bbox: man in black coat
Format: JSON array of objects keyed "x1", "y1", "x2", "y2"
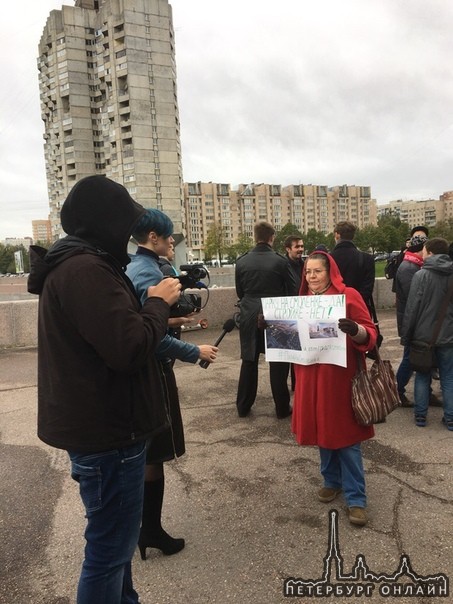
[
  {"x1": 330, "y1": 221, "x2": 375, "y2": 312},
  {"x1": 284, "y1": 234, "x2": 305, "y2": 294},
  {"x1": 235, "y1": 222, "x2": 295, "y2": 418}
]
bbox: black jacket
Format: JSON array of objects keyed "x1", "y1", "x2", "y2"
[
  {"x1": 28, "y1": 176, "x2": 170, "y2": 452},
  {"x1": 286, "y1": 255, "x2": 304, "y2": 295},
  {"x1": 235, "y1": 243, "x2": 295, "y2": 361},
  {"x1": 394, "y1": 257, "x2": 422, "y2": 335},
  {"x1": 330, "y1": 240, "x2": 375, "y2": 306}
]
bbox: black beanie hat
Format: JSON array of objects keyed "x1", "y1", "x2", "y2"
[{"x1": 410, "y1": 225, "x2": 429, "y2": 238}]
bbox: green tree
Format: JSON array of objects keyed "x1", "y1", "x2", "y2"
[
  {"x1": 355, "y1": 225, "x2": 381, "y2": 254},
  {"x1": 0, "y1": 244, "x2": 30, "y2": 274},
  {"x1": 374, "y1": 216, "x2": 409, "y2": 253},
  {"x1": 235, "y1": 232, "x2": 254, "y2": 255},
  {"x1": 273, "y1": 223, "x2": 303, "y2": 254},
  {"x1": 224, "y1": 233, "x2": 253, "y2": 263},
  {"x1": 204, "y1": 222, "x2": 227, "y2": 262},
  {"x1": 303, "y1": 229, "x2": 330, "y2": 254},
  {"x1": 430, "y1": 218, "x2": 453, "y2": 241}
]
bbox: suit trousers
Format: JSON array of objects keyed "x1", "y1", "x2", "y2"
[{"x1": 236, "y1": 349, "x2": 290, "y2": 417}]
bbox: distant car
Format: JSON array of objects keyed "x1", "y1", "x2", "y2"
[{"x1": 374, "y1": 253, "x2": 389, "y2": 262}]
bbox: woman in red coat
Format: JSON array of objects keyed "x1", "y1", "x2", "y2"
[{"x1": 292, "y1": 252, "x2": 377, "y2": 526}]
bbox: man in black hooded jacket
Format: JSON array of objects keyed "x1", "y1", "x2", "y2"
[{"x1": 28, "y1": 175, "x2": 181, "y2": 604}]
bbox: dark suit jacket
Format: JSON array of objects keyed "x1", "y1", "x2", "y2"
[
  {"x1": 286, "y1": 255, "x2": 304, "y2": 295},
  {"x1": 235, "y1": 243, "x2": 295, "y2": 360},
  {"x1": 330, "y1": 240, "x2": 375, "y2": 307}
]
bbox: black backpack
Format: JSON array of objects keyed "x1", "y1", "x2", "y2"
[{"x1": 384, "y1": 251, "x2": 404, "y2": 280}]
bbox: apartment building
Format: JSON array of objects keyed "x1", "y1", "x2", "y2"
[
  {"x1": 377, "y1": 198, "x2": 446, "y2": 228},
  {"x1": 184, "y1": 182, "x2": 377, "y2": 261},
  {"x1": 4, "y1": 238, "x2": 33, "y2": 250},
  {"x1": 32, "y1": 219, "x2": 52, "y2": 243},
  {"x1": 37, "y1": 0, "x2": 184, "y2": 241}
]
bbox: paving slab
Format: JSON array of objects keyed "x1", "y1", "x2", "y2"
[{"x1": 0, "y1": 310, "x2": 452, "y2": 604}]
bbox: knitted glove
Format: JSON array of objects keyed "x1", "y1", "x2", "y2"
[{"x1": 338, "y1": 318, "x2": 359, "y2": 336}]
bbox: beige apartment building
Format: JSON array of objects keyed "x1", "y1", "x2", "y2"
[
  {"x1": 32, "y1": 220, "x2": 52, "y2": 243},
  {"x1": 377, "y1": 197, "x2": 451, "y2": 228},
  {"x1": 184, "y1": 182, "x2": 377, "y2": 261},
  {"x1": 38, "y1": 0, "x2": 184, "y2": 241}
]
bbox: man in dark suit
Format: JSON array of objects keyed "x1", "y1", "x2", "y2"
[
  {"x1": 330, "y1": 221, "x2": 375, "y2": 312},
  {"x1": 235, "y1": 222, "x2": 295, "y2": 418},
  {"x1": 284, "y1": 235, "x2": 305, "y2": 294}
]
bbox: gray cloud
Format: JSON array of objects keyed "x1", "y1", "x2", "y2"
[{"x1": 2, "y1": 0, "x2": 453, "y2": 238}]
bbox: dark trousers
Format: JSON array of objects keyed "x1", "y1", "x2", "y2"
[{"x1": 236, "y1": 350, "x2": 290, "y2": 417}]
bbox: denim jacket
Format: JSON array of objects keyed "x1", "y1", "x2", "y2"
[{"x1": 126, "y1": 247, "x2": 200, "y2": 363}]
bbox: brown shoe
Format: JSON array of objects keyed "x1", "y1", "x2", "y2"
[
  {"x1": 318, "y1": 487, "x2": 342, "y2": 503},
  {"x1": 348, "y1": 507, "x2": 367, "y2": 526}
]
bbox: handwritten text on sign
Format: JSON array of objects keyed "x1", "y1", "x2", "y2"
[{"x1": 262, "y1": 295, "x2": 347, "y2": 367}]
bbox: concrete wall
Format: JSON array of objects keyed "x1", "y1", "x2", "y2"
[{"x1": 0, "y1": 279, "x2": 395, "y2": 349}]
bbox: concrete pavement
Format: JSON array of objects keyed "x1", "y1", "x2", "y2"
[{"x1": 0, "y1": 309, "x2": 452, "y2": 604}]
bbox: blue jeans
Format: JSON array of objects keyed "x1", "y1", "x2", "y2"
[
  {"x1": 396, "y1": 344, "x2": 413, "y2": 394},
  {"x1": 68, "y1": 441, "x2": 146, "y2": 604},
  {"x1": 414, "y1": 347, "x2": 453, "y2": 422},
  {"x1": 319, "y1": 443, "x2": 366, "y2": 507}
]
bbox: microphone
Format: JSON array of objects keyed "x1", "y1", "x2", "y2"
[{"x1": 199, "y1": 318, "x2": 236, "y2": 369}]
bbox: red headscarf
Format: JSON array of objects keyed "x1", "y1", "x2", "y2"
[{"x1": 299, "y1": 251, "x2": 346, "y2": 295}]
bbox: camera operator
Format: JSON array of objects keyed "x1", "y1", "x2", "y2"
[{"x1": 126, "y1": 209, "x2": 218, "y2": 560}]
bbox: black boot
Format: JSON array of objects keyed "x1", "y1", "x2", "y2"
[{"x1": 138, "y1": 477, "x2": 185, "y2": 560}]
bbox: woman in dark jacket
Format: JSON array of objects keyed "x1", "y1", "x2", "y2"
[
  {"x1": 28, "y1": 175, "x2": 181, "y2": 604},
  {"x1": 127, "y1": 209, "x2": 218, "y2": 560}
]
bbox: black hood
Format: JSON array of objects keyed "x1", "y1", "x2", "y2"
[
  {"x1": 27, "y1": 236, "x2": 101, "y2": 295},
  {"x1": 60, "y1": 175, "x2": 145, "y2": 266}
]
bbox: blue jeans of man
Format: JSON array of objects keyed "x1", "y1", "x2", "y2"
[
  {"x1": 414, "y1": 347, "x2": 453, "y2": 421},
  {"x1": 319, "y1": 443, "x2": 366, "y2": 507},
  {"x1": 396, "y1": 344, "x2": 413, "y2": 394},
  {"x1": 68, "y1": 441, "x2": 146, "y2": 604}
]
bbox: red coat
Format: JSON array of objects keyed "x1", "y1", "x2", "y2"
[{"x1": 292, "y1": 253, "x2": 377, "y2": 449}]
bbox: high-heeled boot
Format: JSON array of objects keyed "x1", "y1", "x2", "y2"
[{"x1": 138, "y1": 477, "x2": 185, "y2": 560}]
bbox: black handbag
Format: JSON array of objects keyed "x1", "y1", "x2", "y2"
[
  {"x1": 408, "y1": 341, "x2": 436, "y2": 373},
  {"x1": 408, "y1": 277, "x2": 453, "y2": 373}
]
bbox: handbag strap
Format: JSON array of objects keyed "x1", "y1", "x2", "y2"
[
  {"x1": 355, "y1": 345, "x2": 380, "y2": 372},
  {"x1": 429, "y1": 275, "x2": 453, "y2": 346}
]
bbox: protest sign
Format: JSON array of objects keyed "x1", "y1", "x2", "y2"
[{"x1": 262, "y1": 294, "x2": 347, "y2": 367}]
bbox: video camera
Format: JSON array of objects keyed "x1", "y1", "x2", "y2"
[
  {"x1": 177, "y1": 264, "x2": 209, "y2": 290},
  {"x1": 169, "y1": 263, "x2": 210, "y2": 317}
]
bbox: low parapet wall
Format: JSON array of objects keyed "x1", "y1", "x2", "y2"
[{"x1": 0, "y1": 279, "x2": 395, "y2": 349}]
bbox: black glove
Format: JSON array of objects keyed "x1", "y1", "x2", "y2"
[{"x1": 338, "y1": 318, "x2": 359, "y2": 336}]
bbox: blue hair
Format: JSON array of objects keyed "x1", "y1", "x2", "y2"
[{"x1": 132, "y1": 208, "x2": 173, "y2": 242}]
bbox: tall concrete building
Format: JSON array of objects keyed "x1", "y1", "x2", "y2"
[
  {"x1": 37, "y1": 0, "x2": 184, "y2": 243},
  {"x1": 184, "y1": 182, "x2": 377, "y2": 261},
  {"x1": 32, "y1": 219, "x2": 52, "y2": 243}
]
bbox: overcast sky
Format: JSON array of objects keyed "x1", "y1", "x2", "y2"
[{"x1": 2, "y1": 0, "x2": 453, "y2": 239}]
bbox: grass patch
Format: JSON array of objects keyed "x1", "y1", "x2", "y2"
[{"x1": 375, "y1": 260, "x2": 387, "y2": 278}]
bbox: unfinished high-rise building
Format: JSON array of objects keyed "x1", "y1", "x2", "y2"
[{"x1": 37, "y1": 0, "x2": 184, "y2": 242}]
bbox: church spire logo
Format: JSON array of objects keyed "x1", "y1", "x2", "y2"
[{"x1": 284, "y1": 510, "x2": 449, "y2": 598}]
